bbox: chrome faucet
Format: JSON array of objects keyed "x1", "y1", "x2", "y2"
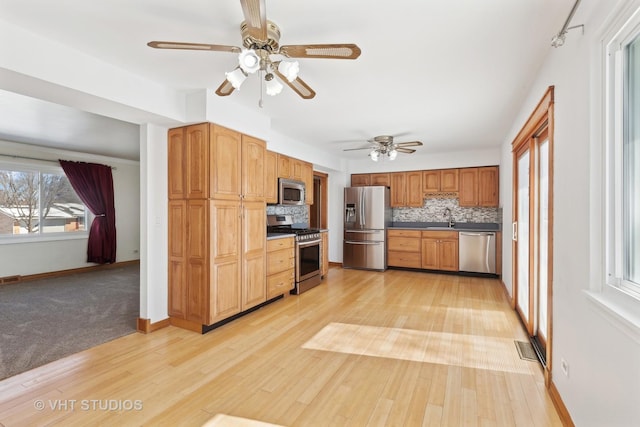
[{"x1": 444, "y1": 207, "x2": 455, "y2": 228}]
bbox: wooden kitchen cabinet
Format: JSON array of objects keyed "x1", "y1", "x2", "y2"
[
  {"x1": 406, "y1": 171, "x2": 423, "y2": 207},
  {"x1": 210, "y1": 125, "x2": 241, "y2": 200},
  {"x1": 478, "y1": 166, "x2": 499, "y2": 206},
  {"x1": 370, "y1": 173, "x2": 390, "y2": 186},
  {"x1": 168, "y1": 122, "x2": 266, "y2": 332},
  {"x1": 387, "y1": 229, "x2": 422, "y2": 268},
  {"x1": 421, "y1": 230, "x2": 459, "y2": 271},
  {"x1": 459, "y1": 166, "x2": 499, "y2": 207},
  {"x1": 458, "y1": 168, "x2": 479, "y2": 207},
  {"x1": 423, "y1": 169, "x2": 459, "y2": 193},
  {"x1": 302, "y1": 161, "x2": 314, "y2": 205},
  {"x1": 351, "y1": 173, "x2": 371, "y2": 186},
  {"x1": 277, "y1": 154, "x2": 304, "y2": 181},
  {"x1": 390, "y1": 172, "x2": 406, "y2": 207},
  {"x1": 266, "y1": 237, "x2": 295, "y2": 299},
  {"x1": 168, "y1": 123, "x2": 210, "y2": 200},
  {"x1": 264, "y1": 150, "x2": 278, "y2": 204},
  {"x1": 390, "y1": 171, "x2": 423, "y2": 207}
]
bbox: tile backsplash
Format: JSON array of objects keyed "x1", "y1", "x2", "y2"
[
  {"x1": 393, "y1": 196, "x2": 500, "y2": 224},
  {"x1": 266, "y1": 204, "x2": 309, "y2": 226}
]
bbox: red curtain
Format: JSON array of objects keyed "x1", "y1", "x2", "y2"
[{"x1": 59, "y1": 160, "x2": 116, "y2": 264}]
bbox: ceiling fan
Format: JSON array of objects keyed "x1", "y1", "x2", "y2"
[
  {"x1": 147, "y1": 0, "x2": 361, "y2": 100},
  {"x1": 344, "y1": 135, "x2": 423, "y2": 161}
]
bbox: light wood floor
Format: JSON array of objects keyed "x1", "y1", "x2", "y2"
[{"x1": 0, "y1": 267, "x2": 562, "y2": 426}]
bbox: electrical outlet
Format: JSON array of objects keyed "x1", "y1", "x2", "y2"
[{"x1": 561, "y1": 358, "x2": 569, "y2": 377}]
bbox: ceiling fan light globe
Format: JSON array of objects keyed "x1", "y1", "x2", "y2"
[
  {"x1": 278, "y1": 60, "x2": 300, "y2": 82},
  {"x1": 370, "y1": 149, "x2": 380, "y2": 162},
  {"x1": 225, "y1": 68, "x2": 247, "y2": 89},
  {"x1": 265, "y1": 75, "x2": 284, "y2": 96},
  {"x1": 388, "y1": 149, "x2": 398, "y2": 160},
  {"x1": 238, "y1": 49, "x2": 261, "y2": 73}
]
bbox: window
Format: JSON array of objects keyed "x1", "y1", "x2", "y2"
[
  {"x1": 0, "y1": 163, "x2": 89, "y2": 239},
  {"x1": 605, "y1": 5, "x2": 640, "y2": 299}
]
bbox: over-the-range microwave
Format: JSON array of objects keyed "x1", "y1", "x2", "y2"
[{"x1": 278, "y1": 178, "x2": 305, "y2": 205}]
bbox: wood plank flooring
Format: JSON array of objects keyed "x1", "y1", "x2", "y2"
[{"x1": 0, "y1": 267, "x2": 562, "y2": 426}]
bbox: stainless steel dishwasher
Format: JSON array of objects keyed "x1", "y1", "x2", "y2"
[{"x1": 459, "y1": 232, "x2": 496, "y2": 274}]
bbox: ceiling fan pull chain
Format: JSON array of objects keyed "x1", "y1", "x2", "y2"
[{"x1": 259, "y1": 70, "x2": 264, "y2": 108}]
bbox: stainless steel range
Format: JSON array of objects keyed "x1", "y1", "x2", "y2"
[{"x1": 267, "y1": 215, "x2": 322, "y2": 294}]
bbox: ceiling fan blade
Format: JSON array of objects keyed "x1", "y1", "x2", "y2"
[
  {"x1": 147, "y1": 41, "x2": 240, "y2": 53},
  {"x1": 343, "y1": 146, "x2": 373, "y2": 151},
  {"x1": 396, "y1": 141, "x2": 423, "y2": 147},
  {"x1": 273, "y1": 69, "x2": 316, "y2": 99},
  {"x1": 215, "y1": 79, "x2": 235, "y2": 97},
  {"x1": 280, "y1": 44, "x2": 362, "y2": 60},
  {"x1": 240, "y1": 0, "x2": 267, "y2": 40},
  {"x1": 396, "y1": 147, "x2": 416, "y2": 154}
]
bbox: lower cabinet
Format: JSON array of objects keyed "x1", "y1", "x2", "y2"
[
  {"x1": 387, "y1": 229, "x2": 459, "y2": 272},
  {"x1": 421, "y1": 231, "x2": 459, "y2": 271},
  {"x1": 168, "y1": 198, "x2": 267, "y2": 331},
  {"x1": 266, "y1": 237, "x2": 295, "y2": 299},
  {"x1": 388, "y1": 229, "x2": 422, "y2": 268}
]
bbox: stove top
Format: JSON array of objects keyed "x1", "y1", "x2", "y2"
[{"x1": 267, "y1": 214, "x2": 320, "y2": 241}]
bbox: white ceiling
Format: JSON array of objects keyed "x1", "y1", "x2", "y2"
[{"x1": 0, "y1": 0, "x2": 575, "y2": 162}]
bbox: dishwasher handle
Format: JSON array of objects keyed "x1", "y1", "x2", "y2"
[{"x1": 459, "y1": 232, "x2": 496, "y2": 237}]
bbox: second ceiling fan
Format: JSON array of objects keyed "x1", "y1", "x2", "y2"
[
  {"x1": 344, "y1": 135, "x2": 423, "y2": 161},
  {"x1": 147, "y1": 0, "x2": 361, "y2": 100}
]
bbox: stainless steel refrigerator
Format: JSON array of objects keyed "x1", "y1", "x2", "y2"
[{"x1": 343, "y1": 186, "x2": 390, "y2": 271}]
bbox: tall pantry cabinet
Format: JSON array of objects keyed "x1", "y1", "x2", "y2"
[{"x1": 168, "y1": 123, "x2": 266, "y2": 332}]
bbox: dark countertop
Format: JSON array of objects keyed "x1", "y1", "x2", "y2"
[{"x1": 389, "y1": 222, "x2": 501, "y2": 232}]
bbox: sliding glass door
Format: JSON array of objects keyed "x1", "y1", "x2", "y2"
[{"x1": 512, "y1": 87, "x2": 554, "y2": 375}]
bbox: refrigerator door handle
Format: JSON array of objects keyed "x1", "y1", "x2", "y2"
[{"x1": 360, "y1": 189, "x2": 365, "y2": 228}]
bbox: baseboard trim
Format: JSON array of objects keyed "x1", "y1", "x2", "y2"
[
  {"x1": 169, "y1": 317, "x2": 202, "y2": 333},
  {"x1": 136, "y1": 317, "x2": 171, "y2": 334},
  {"x1": 16, "y1": 259, "x2": 140, "y2": 283},
  {"x1": 549, "y1": 380, "x2": 574, "y2": 427},
  {"x1": 501, "y1": 279, "x2": 516, "y2": 309}
]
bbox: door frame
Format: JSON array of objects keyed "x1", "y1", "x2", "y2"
[{"x1": 511, "y1": 86, "x2": 555, "y2": 386}]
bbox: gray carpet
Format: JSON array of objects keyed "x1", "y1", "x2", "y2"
[{"x1": 0, "y1": 264, "x2": 139, "y2": 380}]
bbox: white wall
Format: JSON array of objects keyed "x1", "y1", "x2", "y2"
[
  {"x1": 500, "y1": 0, "x2": 640, "y2": 425},
  {"x1": 0, "y1": 140, "x2": 140, "y2": 277}
]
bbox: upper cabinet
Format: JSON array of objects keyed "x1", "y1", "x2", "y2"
[
  {"x1": 390, "y1": 171, "x2": 423, "y2": 207},
  {"x1": 210, "y1": 125, "x2": 242, "y2": 200},
  {"x1": 423, "y1": 169, "x2": 459, "y2": 193},
  {"x1": 264, "y1": 150, "x2": 278, "y2": 204},
  {"x1": 478, "y1": 166, "x2": 499, "y2": 206},
  {"x1": 351, "y1": 165, "x2": 498, "y2": 208},
  {"x1": 370, "y1": 173, "x2": 390, "y2": 186},
  {"x1": 301, "y1": 161, "x2": 314, "y2": 205},
  {"x1": 168, "y1": 123, "x2": 210, "y2": 200},
  {"x1": 241, "y1": 134, "x2": 266, "y2": 201},
  {"x1": 351, "y1": 173, "x2": 371, "y2": 186},
  {"x1": 459, "y1": 166, "x2": 499, "y2": 207}
]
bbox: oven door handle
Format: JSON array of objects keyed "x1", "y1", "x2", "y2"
[{"x1": 297, "y1": 239, "x2": 321, "y2": 247}]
